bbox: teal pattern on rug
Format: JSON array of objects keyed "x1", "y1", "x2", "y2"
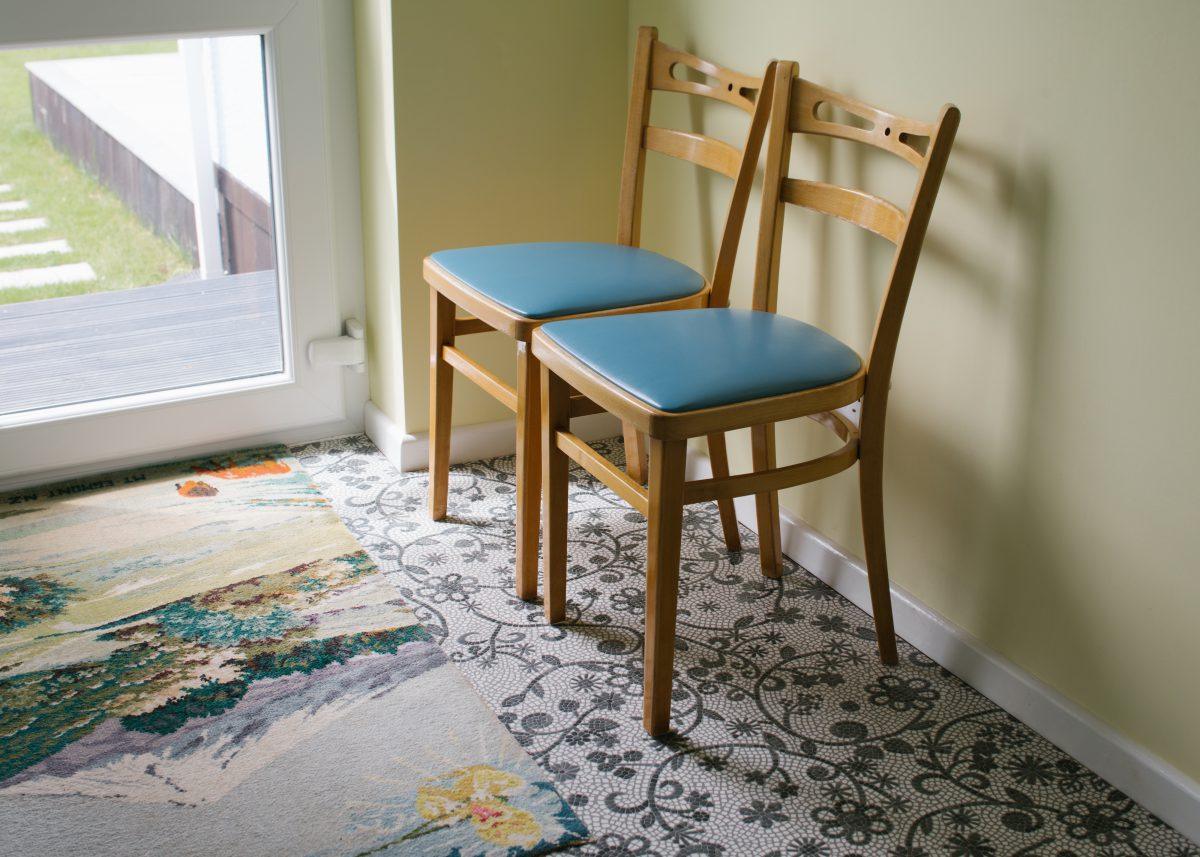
[{"x1": 0, "y1": 446, "x2": 586, "y2": 857}]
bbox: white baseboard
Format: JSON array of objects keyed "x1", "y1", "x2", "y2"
[
  {"x1": 364, "y1": 399, "x2": 623, "y2": 473},
  {"x1": 687, "y1": 449, "x2": 1200, "y2": 844}
]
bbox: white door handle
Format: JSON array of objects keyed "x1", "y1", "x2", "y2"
[{"x1": 308, "y1": 318, "x2": 365, "y2": 373}]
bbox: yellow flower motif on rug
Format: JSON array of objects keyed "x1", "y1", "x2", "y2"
[{"x1": 415, "y1": 765, "x2": 542, "y2": 849}]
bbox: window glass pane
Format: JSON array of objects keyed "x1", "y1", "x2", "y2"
[{"x1": 0, "y1": 35, "x2": 282, "y2": 417}]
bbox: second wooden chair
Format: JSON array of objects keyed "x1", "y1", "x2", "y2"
[{"x1": 425, "y1": 27, "x2": 774, "y2": 601}]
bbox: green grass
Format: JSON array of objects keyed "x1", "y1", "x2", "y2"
[{"x1": 0, "y1": 40, "x2": 194, "y2": 305}]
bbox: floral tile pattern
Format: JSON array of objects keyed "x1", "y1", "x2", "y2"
[
  {"x1": 296, "y1": 435, "x2": 1197, "y2": 857},
  {"x1": 0, "y1": 446, "x2": 585, "y2": 857}
]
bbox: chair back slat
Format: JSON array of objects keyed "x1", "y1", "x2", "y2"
[
  {"x1": 644, "y1": 126, "x2": 742, "y2": 180},
  {"x1": 791, "y1": 80, "x2": 935, "y2": 168},
  {"x1": 617, "y1": 27, "x2": 774, "y2": 308},
  {"x1": 780, "y1": 179, "x2": 906, "y2": 244},
  {"x1": 648, "y1": 42, "x2": 760, "y2": 115}
]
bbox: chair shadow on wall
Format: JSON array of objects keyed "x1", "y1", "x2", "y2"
[{"x1": 874, "y1": 142, "x2": 1117, "y2": 706}]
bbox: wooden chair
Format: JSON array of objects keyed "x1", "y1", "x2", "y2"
[
  {"x1": 532, "y1": 60, "x2": 960, "y2": 735},
  {"x1": 425, "y1": 26, "x2": 774, "y2": 601}
]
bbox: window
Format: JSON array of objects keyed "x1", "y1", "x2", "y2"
[
  {"x1": 0, "y1": 35, "x2": 283, "y2": 417},
  {"x1": 0, "y1": 1, "x2": 366, "y2": 488}
]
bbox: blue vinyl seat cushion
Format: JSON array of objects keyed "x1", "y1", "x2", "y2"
[
  {"x1": 428, "y1": 242, "x2": 706, "y2": 320},
  {"x1": 539, "y1": 308, "x2": 863, "y2": 413}
]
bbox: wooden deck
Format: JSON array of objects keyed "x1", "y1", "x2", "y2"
[{"x1": 0, "y1": 270, "x2": 282, "y2": 415}]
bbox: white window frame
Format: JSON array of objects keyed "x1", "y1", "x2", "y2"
[{"x1": 0, "y1": 0, "x2": 367, "y2": 489}]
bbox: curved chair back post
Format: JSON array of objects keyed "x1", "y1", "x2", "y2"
[
  {"x1": 752, "y1": 61, "x2": 798, "y2": 314},
  {"x1": 617, "y1": 26, "x2": 775, "y2": 308},
  {"x1": 615, "y1": 26, "x2": 657, "y2": 249},
  {"x1": 860, "y1": 103, "x2": 959, "y2": 441},
  {"x1": 707, "y1": 60, "x2": 775, "y2": 308}
]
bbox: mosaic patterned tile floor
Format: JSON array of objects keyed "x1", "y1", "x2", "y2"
[{"x1": 296, "y1": 435, "x2": 1196, "y2": 857}]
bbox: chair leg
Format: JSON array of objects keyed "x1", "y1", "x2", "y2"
[
  {"x1": 859, "y1": 439, "x2": 899, "y2": 665},
  {"x1": 514, "y1": 342, "x2": 541, "y2": 602},
  {"x1": 542, "y1": 366, "x2": 571, "y2": 624},
  {"x1": 706, "y1": 431, "x2": 741, "y2": 552},
  {"x1": 643, "y1": 436, "x2": 687, "y2": 737},
  {"x1": 751, "y1": 423, "x2": 783, "y2": 578},
  {"x1": 428, "y1": 290, "x2": 455, "y2": 520},
  {"x1": 623, "y1": 421, "x2": 649, "y2": 484}
]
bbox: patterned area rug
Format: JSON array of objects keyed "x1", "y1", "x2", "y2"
[
  {"x1": 297, "y1": 435, "x2": 1197, "y2": 857},
  {"x1": 0, "y1": 447, "x2": 586, "y2": 856}
]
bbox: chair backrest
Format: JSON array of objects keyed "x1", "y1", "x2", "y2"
[
  {"x1": 754, "y1": 61, "x2": 960, "y2": 401},
  {"x1": 617, "y1": 26, "x2": 775, "y2": 307}
]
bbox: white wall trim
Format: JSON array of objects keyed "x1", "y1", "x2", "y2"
[
  {"x1": 364, "y1": 399, "x2": 623, "y2": 473},
  {"x1": 686, "y1": 449, "x2": 1200, "y2": 844}
]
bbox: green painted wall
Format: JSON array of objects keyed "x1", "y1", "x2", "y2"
[
  {"x1": 355, "y1": 0, "x2": 627, "y2": 434},
  {"x1": 627, "y1": 0, "x2": 1200, "y2": 782}
]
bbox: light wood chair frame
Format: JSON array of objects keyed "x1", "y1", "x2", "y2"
[
  {"x1": 425, "y1": 26, "x2": 774, "y2": 602},
  {"x1": 533, "y1": 60, "x2": 960, "y2": 735}
]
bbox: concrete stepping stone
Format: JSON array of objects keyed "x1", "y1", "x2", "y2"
[
  {"x1": 0, "y1": 200, "x2": 30, "y2": 213},
  {"x1": 0, "y1": 239, "x2": 70, "y2": 260},
  {"x1": 0, "y1": 184, "x2": 13, "y2": 194},
  {"x1": 0, "y1": 217, "x2": 48, "y2": 235},
  {"x1": 0, "y1": 261, "x2": 96, "y2": 290}
]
